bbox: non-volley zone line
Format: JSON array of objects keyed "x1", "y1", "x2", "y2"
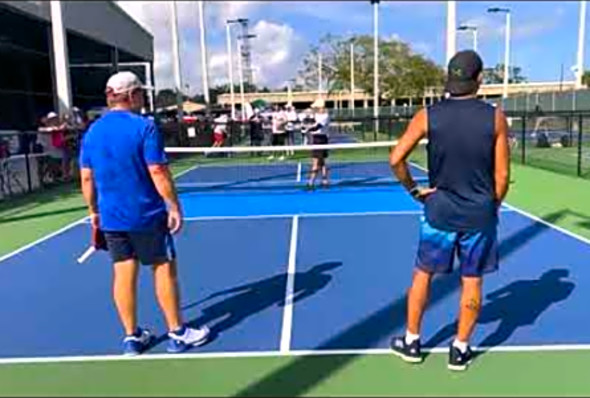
[
  {"x1": 175, "y1": 177, "x2": 429, "y2": 190},
  {"x1": 1, "y1": 344, "x2": 590, "y2": 366},
  {"x1": 78, "y1": 209, "x2": 519, "y2": 224}
]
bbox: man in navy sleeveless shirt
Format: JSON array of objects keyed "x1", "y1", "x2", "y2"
[{"x1": 388, "y1": 51, "x2": 510, "y2": 371}]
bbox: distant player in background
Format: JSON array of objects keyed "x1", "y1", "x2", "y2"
[
  {"x1": 306, "y1": 99, "x2": 331, "y2": 189},
  {"x1": 285, "y1": 105, "x2": 299, "y2": 155},
  {"x1": 269, "y1": 105, "x2": 287, "y2": 161},
  {"x1": 212, "y1": 113, "x2": 229, "y2": 148},
  {"x1": 300, "y1": 108, "x2": 315, "y2": 146}
]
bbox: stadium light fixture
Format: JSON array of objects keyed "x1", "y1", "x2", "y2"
[{"x1": 457, "y1": 24, "x2": 478, "y2": 52}]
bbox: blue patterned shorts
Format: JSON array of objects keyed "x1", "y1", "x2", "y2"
[{"x1": 415, "y1": 216, "x2": 498, "y2": 277}]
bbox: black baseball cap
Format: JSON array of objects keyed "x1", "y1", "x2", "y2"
[{"x1": 444, "y1": 50, "x2": 483, "y2": 96}]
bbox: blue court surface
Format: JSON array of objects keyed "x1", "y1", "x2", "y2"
[{"x1": 0, "y1": 161, "x2": 588, "y2": 361}]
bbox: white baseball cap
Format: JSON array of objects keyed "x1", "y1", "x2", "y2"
[
  {"x1": 46, "y1": 111, "x2": 58, "y2": 119},
  {"x1": 105, "y1": 71, "x2": 151, "y2": 94}
]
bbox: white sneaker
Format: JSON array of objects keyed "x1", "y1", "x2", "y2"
[{"x1": 167, "y1": 325, "x2": 210, "y2": 353}]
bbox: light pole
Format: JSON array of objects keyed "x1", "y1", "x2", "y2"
[
  {"x1": 457, "y1": 24, "x2": 478, "y2": 52},
  {"x1": 197, "y1": 1, "x2": 210, "y2": 107},
  {"x1": 237, "y1": 33, "x2": 256, "y2": 121},
  {"x1": 49, "y1": 0, "x2": 72, "y2": 117},
  {"x1": 170, "y1": 1, "x2": 183, "y2": 131},
  {"x1": 488, "y1": 7, "x2": 511, "y2": 99},
  {"x1": 576, "y1": 0, "x2": 587, "y2": 89},
  {"x1": 318, "y1": 52, "x2": 323, "y2": 98},
  {"x1": 350, "y1": 40, "x2": 355, "y2": 113},
  {"x1": 371, "y1": 0, "x2": 379, "y2": 132},
  {"x1": 225, "y1": 22, "x2": 235, "y2": 119},
  {"x1": 446, "y1": 1, "x2": 457, "y2": 65}
]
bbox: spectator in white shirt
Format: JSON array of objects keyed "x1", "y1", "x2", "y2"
[{"x1": 306, "y1": 99, "x2": 331, "y2": 189}]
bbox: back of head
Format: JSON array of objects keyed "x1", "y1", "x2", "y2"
[
  {"x1": 444, "y1": 50, "x2": 484, "y2": 98},
  {"x1": 105, "y1": 71, "x2": 148, "y2": 112}
]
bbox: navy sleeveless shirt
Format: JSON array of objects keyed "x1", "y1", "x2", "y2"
[{"x1": 424, "y1": 98, "x2": 497, "y2": 232}]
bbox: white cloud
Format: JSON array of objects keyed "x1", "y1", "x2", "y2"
[
  {"x1": 250, "y1": 20, "x2": 306, "y2": 87},
  {"x1": 116, "y1": 1, "x2": 306, "y2": 93},
  {"x1": 461, "y1": 14, "x2": 561, "y2": 42}
]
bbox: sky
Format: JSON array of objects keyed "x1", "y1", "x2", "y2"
[{"x1": 116, "y1": 1, "x2": 588, "y2": 95}]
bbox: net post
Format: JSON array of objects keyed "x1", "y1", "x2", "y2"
[{"x1": 578, "y1": 114, "x2": 583, "y2": 177}]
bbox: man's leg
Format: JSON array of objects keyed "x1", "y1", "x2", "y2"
[
  {"x1": 407, "y1": 268, "x2": 433, "y2": 335},
  {"x1": 448, "y1": 229, "x2": 497, "y2": 371},
  {"x1": 391, "y1": 217, "x2": 455, "y2": 363},
  {"x1": 106, "y1": 232, "x2": 153, "y2": 355},
  {"x1": 113, "y1": 258, "x2": 140, "y2": 335},
  {"x1": 136, "y1": 230, "x2": 210, "y2": 352},
  {"x1": 152, "y1": 260, "x2": 182, "y2": 331},
  {"x1": 307, "y1": 158, "x2": 319, "y2": 188},
  {"x1": 456, "y1": 276, "x2": 482, "y2": 343}
]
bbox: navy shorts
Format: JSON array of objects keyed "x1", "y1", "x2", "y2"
[
  {"x1": 415, "y1": 216, "x2": 498, "y2": 277},
  {"x1": 104, "y1": 221, "x2": 176, "y2": 266}
]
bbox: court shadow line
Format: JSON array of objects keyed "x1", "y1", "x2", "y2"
[
  {"x1": 145, "y1": 261, "x2": 343, "y2": 350},
  {"x1": 233, "y1": 209, "x2": 570, "y2": 397}
]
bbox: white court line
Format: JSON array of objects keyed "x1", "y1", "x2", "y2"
[
  {"x1": 280, "y1": 215, "x2": 299, "y2": 354},
  {"x1": 178, "y1": 208, "x2": 516, "y2": 222},
  {"x1": 296, "y1": 162, "x2": 302, "y2": 183},
  {"x1": 0, "y1": 163, "x2": 203, "y2": 266},
  {"x1": 2, "y1": 344, "x2": 590, "y2": 366},
  {"x1": 76, "y1": 207, "x2": 517, "y2": 224},
  {"x1": 503, "y1": 203, "x2": 590, "y2": 246},
  {"x1": 0, "y1": 218, "x2": 88, "y2": 264},
  {"x1": 410, "y1": 161, "x2": 590, "y2": 247}
]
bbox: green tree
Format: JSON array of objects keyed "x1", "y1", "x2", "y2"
[
  {"x1": 582, "y1": 70, "x2": 590, "y2": 87},
  {"x1": 483, "y1": 64, "x2": 527, "y2": 84},
  {"x1": 155, "y1": 89, "x2": 176, "y2": 108},
  {"x1": 296, "y1": 34, "x2": 444, "y2": 100}
]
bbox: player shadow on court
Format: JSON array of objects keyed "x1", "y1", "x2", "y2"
[
  {"x1": 146, "y1": 261, "x2": 343, "y2": 349},
  {"x1": 424, "y1": 268, "x2": 575, "y2": 356},
  {"x1": 234, "y1": 210, "x2": 572, "y2": 397}
]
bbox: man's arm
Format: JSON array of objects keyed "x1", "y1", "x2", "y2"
[
  {"x1": 494, "y1": 107, "x2": 510, "y2": 204},
  {"x1": 389, "y1": 108, "x2": 433, "y2": 201},
  {"x1": 80, "y1": 167, "x2": 99, "y2": 226},
  {"x1": 143, "y1": 122, "x2": 183, "y2": 233},
  {"x1": 148, "y1": 164, "x2": 181, "y2": 212},
  {"x1": 78, "y1": 138, "x2": 98, "y2": 226}
]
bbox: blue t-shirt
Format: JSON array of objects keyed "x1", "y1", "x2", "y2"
[{"x1": 79, "y1": 110, "x2": 168, "y2": 232}]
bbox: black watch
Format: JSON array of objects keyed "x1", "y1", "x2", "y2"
[{"x1": 409, "y1": 186, "x2": 421, "y2": 198}]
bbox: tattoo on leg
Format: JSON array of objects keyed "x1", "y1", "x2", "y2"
[{"x1": 465, "y1": 298, "x2": 480, "y2": 312}]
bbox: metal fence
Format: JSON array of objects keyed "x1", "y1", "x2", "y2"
[
  {"x1": 505, "y1": 110, "x2": 590, "y2": 178},
  {"x1": 2, "y1": 109, "x2": 589, "y2": 202},
  {"x1": 0, "y1": 129, "x2": 82, "y2": 201}
]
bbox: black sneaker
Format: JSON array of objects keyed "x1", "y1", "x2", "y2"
[
  {"x1": 448, "y1": 343, "x2": 474, "y2": 371},
  {"x1": 390, "y1": 336, "x2": 423, "y2": 363}
]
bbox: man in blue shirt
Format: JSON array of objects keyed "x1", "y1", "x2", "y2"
[
  {"x1": 79, "y1": 71, "x2": 209, "y2": 355},
  {"x1": 388, "y1": 51, "x2": 510, "y2": 371}
]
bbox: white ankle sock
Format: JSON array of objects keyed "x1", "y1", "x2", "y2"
[
  {"x1": 405, "y1": 331, "x2": 420, "y2": 345},
  {"x1": 453, "y1": 339, "x2": 468, "y2": 353}
]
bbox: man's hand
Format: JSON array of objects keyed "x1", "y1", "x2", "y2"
[
  {"x1": 412, "y1": 186, "x2": 437, "y2": 203},
  {"x1": 168, "y1": 208, "x2": 183, "y2": 234},
  {"x1": 89, "y1": 212, "x2": 100, "y2": 229}
]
